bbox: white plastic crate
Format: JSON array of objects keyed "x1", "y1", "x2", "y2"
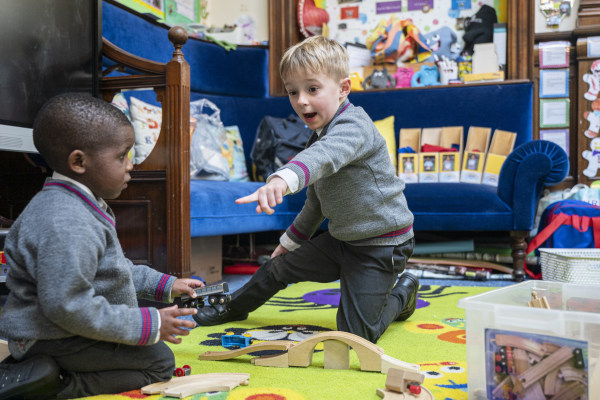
[
  {"x1": 539, "y1": 248, "x2": 600, "y2": 285},
  {"x1": 458, "y1": 281, "x2": 600, "y2": 400}
]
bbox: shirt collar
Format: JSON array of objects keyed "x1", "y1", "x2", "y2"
[{"x1": 51, "y1": 171, "x2": 108, "y2": 212}]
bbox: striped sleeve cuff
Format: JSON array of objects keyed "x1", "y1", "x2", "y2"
[
  {"x1": 136, "y1": 307, "x2": 160, "y2": 345},
  {"x1": 155, "y1": 274, "x2": 176, "y2": 303},
  {"x1": 286, "y1": 161, "x2": 310, "y2": 188}
]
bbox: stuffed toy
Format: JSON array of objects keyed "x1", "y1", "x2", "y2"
[
  {"x1": 583, "y1": 60, "x2": 600, "y2": 101},
  {"x1": 584, "y1": 99, "x2": 600, "y2": 138},
  {"x1": 362, "y1": 67, "x2": 396, "y2": 90},
  {"x1": 462, "y1": 5, "x2": 498, "y2": 55},
  {"x1": 297, "y1": 0, "x2": 329, "y2": 38},
  {"x1": 350, "y1": 72, "x2": 364, "y2": 91},
  {"x1": 394, "y1": 67, "x2": 414, "y2": 88},
  {"x1": 411, "y1": 65, "x2": 440, "y2": 87},
  {"x1": 583, "y1": 137, "x2": 600, "y2": 178},
  {"x1": 422, "y1": 26, "x2": 459, "y2": 62}
]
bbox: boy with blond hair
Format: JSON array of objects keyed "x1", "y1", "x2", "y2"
[{"x1": 195, "y1": 36, "x2": 418, "y2": 344}]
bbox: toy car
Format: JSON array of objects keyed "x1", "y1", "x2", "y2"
[
  {"x1": 221, "y1": 332, "x2": 253, "y2": 349},
  {"x1": 180, "y1": 282, "x2": 231, "y2": 309},
  {"x1": 173, "y1": 364, "x2": 191, "y2": 377}
]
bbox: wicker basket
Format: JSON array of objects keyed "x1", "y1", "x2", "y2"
[{"x1": 539, "y1": 248, "x2": 600, "y2": 285}]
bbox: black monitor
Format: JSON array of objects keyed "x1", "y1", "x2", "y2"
[{"x1": 0, "y1": 0, "x2": 102, "y2": 153}]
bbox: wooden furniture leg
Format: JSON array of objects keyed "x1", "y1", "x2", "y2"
[{"x1": 510, "y1": 230, "x2": 528, "y2": 281}]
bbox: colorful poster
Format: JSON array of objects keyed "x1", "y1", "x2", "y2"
[
  {"x1": 341, "y1": 6, "x2": 360, "y2": 19},
  {"x1": 376, "y1": 1, "x2": 403, "y2": 14},
  {"x1": 407, "y1": 0, "x2": 433, "y2": 12},
  {"x1": 451, "y1": 0, "x2": 470, "y2": 11}
]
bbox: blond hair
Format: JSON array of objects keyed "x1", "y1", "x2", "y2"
[{"x1": 280, "y1": 36, "x2": 349, "y2": 82}]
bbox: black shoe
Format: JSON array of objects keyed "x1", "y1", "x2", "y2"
[
  {"x1": 0, "y1": 354, "x2": 61, "y2": 400},
  {"x1": 192, "y1": 303, "x2": 248, "y2": 326},
  {"x1": 394, "y1": 272, "x2": 420, "y2": 321}
]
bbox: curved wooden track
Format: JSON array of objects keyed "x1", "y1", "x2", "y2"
[{"x1": 198, "y1": 340, "x2": 295, "y2": 361}]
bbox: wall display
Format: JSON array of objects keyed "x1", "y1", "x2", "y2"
[
  {"x1": 539, "y1": 98, "x2": 570, "y2": 128},
  {"x1": 324, "y1": 0, "x2": 499, "y2": 50},
  {"x1": 117, "y1": 0, "x2": 165, "y2": 19},
  {"x1": 538, "y1": 0, "x2": 573, "y2": 27},
  {"x1": 583, "y1": 60, "x2": 600, "y2": 101},
  {"x1": 582, "y1": 137, "x2": 600, "y2": 178},
  {"x1": 539, "y1": 68, "x2": 569, "y2": 98},
  {"x1": 540, "y1": 129, "x2": 569, "y2": 154},
  {"x1": 538, "y1": 41, "x2": 570, "y2": 68},
  {"x1": 584, "y1": 98, "x2": 600, "y2": 138}
]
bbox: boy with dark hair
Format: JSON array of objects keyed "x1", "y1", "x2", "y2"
[
  {"x1": 0, "y1": 93, "x2": 203, "y2": 399},
  {"x1": 194, "y1": 36, "x2": 419, "y2": 344}
]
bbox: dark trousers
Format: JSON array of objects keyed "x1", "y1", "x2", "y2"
[
  {"x1": 23, "y1": 336, "x2": 174, "y2": 399},
  {"x1": 229, "y1": 232, "x2": 414, "y2": 343}
]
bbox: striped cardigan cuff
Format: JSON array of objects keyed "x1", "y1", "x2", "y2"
[
  {"x1": 286, "y1": 161, "x2": 310, "y2": 189},
  {"x1": 136, "y1": 307, "x2": 157, "y2": 345}
]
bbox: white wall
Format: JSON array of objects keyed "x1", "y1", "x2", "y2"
[{"x1": 204, "y1": 0, "x2": 269, "y2": 43}]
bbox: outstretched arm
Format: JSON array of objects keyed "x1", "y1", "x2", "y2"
[{"x1": 235, "y1": 176, "x2": 288, "y2": 215}]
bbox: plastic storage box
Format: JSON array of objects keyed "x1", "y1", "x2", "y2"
[
  {"x1": 458, "y1": 280, "x2": 600, "y2": 400},
  {"x1": 539, "y1": 248, "x2": 600, "y2": 285}
]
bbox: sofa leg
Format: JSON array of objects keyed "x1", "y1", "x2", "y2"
[{"x1": 510, "y1": 231, "x2": 528, "y2": 282}]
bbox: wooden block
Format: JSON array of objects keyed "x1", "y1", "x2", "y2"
[
  {"x1": 323, "y1": 340, "x2": 350, "y2": 370},
  {"x1": 251, "y1": 352, "x2": 289, "y2": 368},
  {"x1": 385, "y1": 368, "x2": 424, "y2": 393},
  {"x1": 380, "y1": 354, "x2": 420, "y2": 375}
]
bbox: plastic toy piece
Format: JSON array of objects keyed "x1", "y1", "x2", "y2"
[
  {"x1": 141, "y1": 373, "x2": 250, "y2": 398},
  {"x1": 173, "y1": 365, "x2": 191, "y2": 377},
  {"x1": 527, "y1": 291, "x2": 550, "y2": 309},
  {"x1": 221, "y1": 332, "x2": 253, "y2": 349},
  {"x1": 180, "y1": 282, "x2": 230, "y2": 309},
  {"x1": 200, "y1": 331, "x2": 420, "y2": 374}
]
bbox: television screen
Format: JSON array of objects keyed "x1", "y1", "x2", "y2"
[{"x1": 0, "y1": 0, "x2": 101, "y2": 152}]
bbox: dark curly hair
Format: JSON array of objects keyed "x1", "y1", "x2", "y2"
[{"x1": 33, "y1": 92, "x2": 131, "y2": 172}]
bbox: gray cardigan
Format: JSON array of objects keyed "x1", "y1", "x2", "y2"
[
  {"x1": 283, "y1": 100, "x2": 414, "y2": 246},
  {"x1": 0, "y1": 179, "x2": 176, "y2": 347}
]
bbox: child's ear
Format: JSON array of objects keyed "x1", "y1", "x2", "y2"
[
  {"x1": 68, "y1": 149, "x2": 86, "y2": 175},
  {"x1": 340, "y1": 77, "x2": 351, "y2": 98}
]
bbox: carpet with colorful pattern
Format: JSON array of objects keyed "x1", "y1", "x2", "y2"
[{"x1": 72, "y1": 282, "x2": 496, "y2": 400}]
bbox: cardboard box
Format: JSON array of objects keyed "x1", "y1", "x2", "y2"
[
  {"x1": 482, "y1": 129, "x2": 517, "y2": 186},
  {"x1": 460, "y1": 127, "x2": 491, "y2": 183},
  {"x1": 191, "y1": 235, "x2": 223, "y2": 284},
  {"x1": 439, "y1": 126, "x2": 463, "y2": 182},
  {"x1": 399, "y1": 153, "x2": 418, "y2": 183},
  {"x1": 398, "y1": 128, "x2": 421, "y2": 183},
  {"x1": 458, "y1": 281, "x2": 600, "y2": 400},
  {"x1": 419, "y1": 152, "x2": 439, "y2": 182}
]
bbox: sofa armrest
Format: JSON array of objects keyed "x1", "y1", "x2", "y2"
[{"x1": 497, "y1": 140, "x2": 569, "y2": 230}]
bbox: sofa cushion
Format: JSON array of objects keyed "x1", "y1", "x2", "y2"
[
  {"x1": 404, "y1": 183, "x2": 512, "y2": 231},
  {"x1": 190, "y1": 181, "x2": 307, "y2": 237}
]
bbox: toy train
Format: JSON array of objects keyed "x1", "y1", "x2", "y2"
[
  {"x1": 221, "y1": 332, "x2": 253, "y2": 349},
  {"x1": 180, "y1": 282, "x2": 231, "y2": 309}
]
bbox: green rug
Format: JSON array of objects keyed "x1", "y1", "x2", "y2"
[{"x1": 74, "y1": 282, "x2": 495, "y2": 400}]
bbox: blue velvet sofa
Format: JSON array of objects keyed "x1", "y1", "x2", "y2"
[{"x1": 103, "y1": 0, "x2": 569, "y2": 280}]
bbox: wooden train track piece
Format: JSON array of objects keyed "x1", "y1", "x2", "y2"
[
  {"x1": 494, "y1": 334, "x2": 547, "y2": 357},
  {"x1": 408, "y1": 257, "x2": 513, "y2": 274},
  {"x1": 549, "y1": 381, "x2": 587, "y2": 400},
  {"x1": 528, "y1": 291, "x2": 550, "y2": 309},
  {"x1": 198, "y1": 340, "x2": 295, "y2": 361},
  {"x1": 141, "y1": 372, "x2": 250, "y2": 397},
  {"x1": 558, "y1": 365, "x2": 588, "y2": 385},
  {"x1": 513, "y1": 348, "x2": 530, "y2": 375},
  {"x1": 517, "y1": 346, "x2": 574, "y2": 389},
  {"x1": 200, "y1": 331, "x2": 420, "y2": 374}
]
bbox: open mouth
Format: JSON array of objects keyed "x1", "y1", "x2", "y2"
[{"x1": 303, "y1": 112, "x2": 317, "y2": 121}]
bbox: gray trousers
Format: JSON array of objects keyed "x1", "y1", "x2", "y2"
[
  {"x1": 229, "y1": 231, "x2": 414, "y2": 343},
  {"x1": 24, "y1": 336, "x2": 174, "y2": 399}
]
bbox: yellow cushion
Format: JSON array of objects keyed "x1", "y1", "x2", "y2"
[{"x1": 374, "y1": 115, "x2": 397, "y2": 167}]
